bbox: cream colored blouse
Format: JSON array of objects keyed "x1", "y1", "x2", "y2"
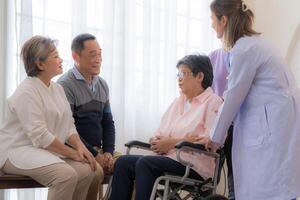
[{"x1": 0, "y1": 77, "x2": 78, "y2": 171}]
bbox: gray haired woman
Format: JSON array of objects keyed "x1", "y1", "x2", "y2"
[{"x1": 0, "y1": 35, "x2": 96, "y2": 200}]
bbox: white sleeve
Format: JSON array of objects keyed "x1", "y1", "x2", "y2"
[
  {"x1": 11, "y1": 92, "x2": 55, "y2": 148},
  {"x1": 210, "y1": 46, "x2": 258, "y2": 144},
  {"x1": 57, "y1": 84, "x2": 78, "y2": 138}
]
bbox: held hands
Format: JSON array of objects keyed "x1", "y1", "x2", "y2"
[
  {"x1": 69, "y1": 146, "x2": 97, "y2": 171},
  {"x1": 95, "y1": 152, "x2": 114, "y2": 175},
  {"x1": 149, "y1": 134, "x2": 213, "y2": 154},
  {"x1": 103, "y1": 152, "x2": 114, "y2": 174},
  {"x1": 150, "y1": 136, "x2": 175, "y2": 155},
  {"x1": 65, "y1": 134, "x2": 96, "y2": 171}
]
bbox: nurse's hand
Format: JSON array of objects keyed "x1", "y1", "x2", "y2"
[
  {"x1": 195, "y1": 135, "x2": 212, "y2": 151},
  {"x1": 184, "y1": 134, "x2": 201, "y2": 143}
]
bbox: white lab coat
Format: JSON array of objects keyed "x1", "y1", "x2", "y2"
[{"x1": 210, "y1": 36, "x2": 300, "y2": 200}]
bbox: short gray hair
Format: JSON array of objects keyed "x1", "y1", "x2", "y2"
[
  {"x1": 21, "y1": 35, "x2": 57, "y2": 77},
  {"x1": 176, "y1": 54, "x2": 213, "y2": 89}
]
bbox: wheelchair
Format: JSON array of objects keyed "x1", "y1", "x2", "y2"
[{"x1": 105, "y1": 140, "x2": 226, "y2": 200}]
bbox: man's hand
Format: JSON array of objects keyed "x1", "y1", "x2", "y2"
[
  {"x1": 95, "y1": 153, "x2": 114, "y2": 174},
  {"x1": 150, "y1": 136, "x2": 175, "y2": 155},
  {"x1": 103, "y1": 152, "x2": 114, "y2": 175},
  {"x1": 95, "y1": 153, "x2": 105, "y2": 167}
]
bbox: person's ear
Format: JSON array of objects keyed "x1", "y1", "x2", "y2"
[
  {"x1": 197, "y1": 72, "x2": 204, "y2": 83},
  {"x1": 220, "y1": 15, "x2": 228, "y2": 28},
  {"x1": 72, "y1": 51, "x2": 80, "y2": 64},
  {"x1": 35, "y1": 60, "x2": 45, "y2": 71}
]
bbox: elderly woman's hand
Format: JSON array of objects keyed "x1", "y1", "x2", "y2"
[
  {"x1": 150, "y1": 136, "x2": 176, "y2": 155},
  {"x1": 68, "y1": 149, "x2": 85, "y2": 162},
  {"x1": 76, "y1": 146, "x2": 97, "y2": 171}
]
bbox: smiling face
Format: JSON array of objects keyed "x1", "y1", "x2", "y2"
[
  {"x1": 73, "y1": 39, "x2": 102, "y2": 80},
  {"x1": 37, "y1": 48, "x2": 63, "y2": 79}
]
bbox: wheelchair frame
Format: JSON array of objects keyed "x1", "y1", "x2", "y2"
[{"x1": 121, "y1": 140, "x2": 225, "y2": 200}]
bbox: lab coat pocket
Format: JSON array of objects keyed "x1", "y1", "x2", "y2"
[{"x1": 242, "y1": 105, "x2": 270, "y2": 147}]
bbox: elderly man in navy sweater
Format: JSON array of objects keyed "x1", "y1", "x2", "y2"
[{"x1": 58, "y1": 33, "x2": 117, "y2": 200}]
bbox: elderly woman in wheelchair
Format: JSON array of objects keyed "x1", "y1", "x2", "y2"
[{"x1": 110, "y1": 54, "x2": 223, "y2": 200}]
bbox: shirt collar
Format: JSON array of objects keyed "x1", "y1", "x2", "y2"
[
  {"x1": 180, "y1": 87, "x2": 214, "y2": 104},
  {"x1": 72, "y1": 65, "x2": 85, "y2": 81},
  {"x1": 71, "y1": 65, "x2": 98, "y2": 91}
]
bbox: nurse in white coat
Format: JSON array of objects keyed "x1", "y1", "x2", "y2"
[{"x1": 200, "y1": 0, "x2": 300, "y2": 199}]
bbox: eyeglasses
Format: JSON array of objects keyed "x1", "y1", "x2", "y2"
[{"x1": 176, "y1": 71, "x2": 194, "y2": 79}]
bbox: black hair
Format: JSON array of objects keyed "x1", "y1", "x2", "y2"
[
  {"x1": 176, "y1": 54, "x2": 213, "y2": 89},
  {"x1": 71, "y1": 33, "x2": 96, "y2": 53}
]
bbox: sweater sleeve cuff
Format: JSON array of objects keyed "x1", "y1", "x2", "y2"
[
  {"x1": 90, "y1": 148, "x2": 98, "y2": 157},
  {"x1": 103, "y1": 146, "x2": 114, "y2": 155}
]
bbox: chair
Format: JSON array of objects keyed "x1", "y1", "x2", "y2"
[
  {"x1": 0, "y1": 173, "x2": 112, "y2": 200},
  {"x1": 122, "y1": 140, "x2": 226, "y2": 200},
  {"x1": 0, "y1": 174, "x2": 44, "y2": 189}
]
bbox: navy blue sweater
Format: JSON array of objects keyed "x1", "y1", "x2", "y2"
[{"x1": 58, "y1": 69, "x2": 115, "y2": 156}]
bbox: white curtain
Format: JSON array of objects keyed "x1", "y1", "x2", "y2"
[{"x1": 1, "y1": 0, "x2": 220, "y2": 199}]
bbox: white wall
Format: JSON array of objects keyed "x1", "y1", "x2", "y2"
[{"x1": 252, "y1": 0, "x2": 300, "y2": 86}]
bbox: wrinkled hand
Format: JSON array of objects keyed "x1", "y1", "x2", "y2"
[
  {"x1": 77, "y1": 147, "x2": 97, "y2": 171},
  {"x1": 195, "y1": 135, "x2": 212, "y2": 150},
  {"x1": 103, "y1": 153, "x2": 114, "y2": 175},
  {"x1": 69, "y1": 149, "x2": 85, "y2": 162},
  {"x1": 184, "y1": 134, "x2": 201, "y2": 143},
  {"x1": 95, "y1": 153, "x2": 114, "y2": 174},
  {"x1": 150, "y1": 136, "x2": 174, "y2": 155},
  {"x1": 149, "y1": 136, "x2": 156, "y2": 144},
  {"x1": 95, "y1": 153, "x2": 105, "y2": 167}
]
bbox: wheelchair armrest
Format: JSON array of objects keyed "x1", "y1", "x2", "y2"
[
  {"x1": 125, "y1": 140, "x2": 151, "y2": 148},
  {"x1": 175, "y1": 141, "x2": 223, "y2": 184},
  {"x1": 175, "y1": 141, "x2": 221, "y2": 158},
  {"x1": 125, "y1": 140, "x2": 151, "y2": 155},
  {"x1": 175, "y1": 141, "x2": 220, "y2": 164},
  {"x1": 175, "y1": 141, "x2": 206, "y2": 151}
]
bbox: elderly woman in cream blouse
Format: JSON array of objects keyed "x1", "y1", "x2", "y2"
[{"x1": 0, "y1": 36, "x2": 96, "y2": 200}]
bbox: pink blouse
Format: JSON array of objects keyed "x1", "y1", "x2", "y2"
[{"x1": 155, "y1": 87, "x2": 222, "y2": 178}]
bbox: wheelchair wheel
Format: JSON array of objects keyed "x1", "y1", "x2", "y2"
[{"x1": 155, "y1": 189, "x2": 182, "y2": 200}]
